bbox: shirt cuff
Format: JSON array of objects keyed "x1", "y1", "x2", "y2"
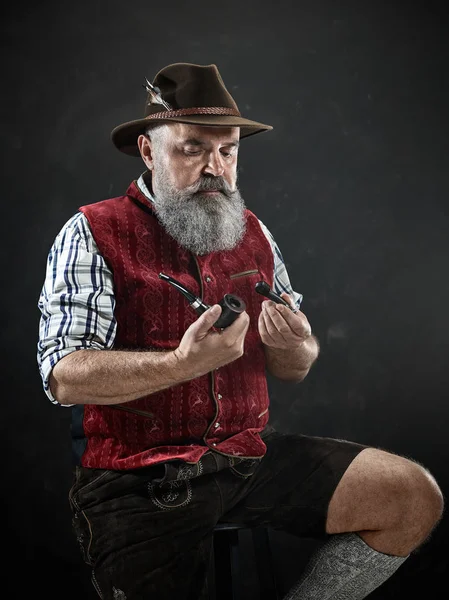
[{"x1": 39, "y1": 345, "x2": 102, "y2": 406}]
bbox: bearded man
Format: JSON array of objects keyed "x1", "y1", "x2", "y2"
[{"x1": 37, "y1": 63, "x2": 443, "y2": 600}]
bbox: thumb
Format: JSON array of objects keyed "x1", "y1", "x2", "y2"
[
  {"x1": 280, "y1": 292, "x2": 297, "y2": 311},
  {"x1": 190, "y1": 304, "x2": 222, "y2": 340}
]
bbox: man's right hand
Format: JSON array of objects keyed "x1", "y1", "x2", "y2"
[
  {"x1": 50, "y1": 305, "x2": 250, "y2": 406},
  {"x1": 173, "y1": 305, "x2": 250, "y2": 379}
]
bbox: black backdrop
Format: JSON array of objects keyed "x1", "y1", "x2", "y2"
[{"x1": 2, "y1": 0, "x2": 448, "y2": 597}]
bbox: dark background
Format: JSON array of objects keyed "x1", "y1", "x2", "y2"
[{"x1": 2, "y1": 0, "x2": 448, "y2": 597}]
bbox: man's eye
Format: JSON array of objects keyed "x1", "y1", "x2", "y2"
[{"x1": 185, "y1": 149, "x2": 201, "y2": 156}]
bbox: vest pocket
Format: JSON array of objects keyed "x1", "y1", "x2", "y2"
[{"x1": 229, "y1": 269, "x2": 260, "y2": 280}]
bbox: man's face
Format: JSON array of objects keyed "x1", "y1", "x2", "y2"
[
  {"x1": 139, "y1": 123, "x2": 246, "y2": 255},
  {"x1": 152, "y1": 122, "x2": 239, "y2": 192}
]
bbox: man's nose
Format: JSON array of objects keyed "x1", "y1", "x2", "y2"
[{"x1": 202, "y1": 150, "x2": 225, "y2": 177}]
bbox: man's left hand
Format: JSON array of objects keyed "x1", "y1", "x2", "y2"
[{"x1": 258, "y1": 292, "x2": 312, "y2": 350}]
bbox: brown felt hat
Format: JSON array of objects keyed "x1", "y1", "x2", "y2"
[{"x1": 111, "y1": 62, "x2": 273, "y2": 156}]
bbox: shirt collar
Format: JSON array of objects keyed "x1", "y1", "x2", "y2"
[{"x1": 136, "y1": 172, "x2": 155, "y2": 204}]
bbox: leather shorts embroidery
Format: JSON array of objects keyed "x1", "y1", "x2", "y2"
[
  {"x1": 160, "y1": 458, "x2": 204, "y2": 483},
  {"x1": 148, "y1": 479, "x2": 193, "y2": 510},
  {"x1": 228, "y1": 457, "x2": 261, "y2": 478}
]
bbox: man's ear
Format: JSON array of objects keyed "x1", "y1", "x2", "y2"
[{"x1": 137, "y1": 134, "x2": 154, "y2": 170}]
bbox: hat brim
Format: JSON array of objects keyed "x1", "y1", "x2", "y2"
[{"x1": 111, "y1": 114, "x2": 273, "y2": 157}]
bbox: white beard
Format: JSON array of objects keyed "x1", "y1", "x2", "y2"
[{"x1": 151, "y1": 171, "x2": 247, "y2": 255}]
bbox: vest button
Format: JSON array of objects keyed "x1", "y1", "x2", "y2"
[
  {"x1": 214, "y1": 422, "x2": 220, "y2": 428},
  {"x1": 217, "y1": 394, "x2": 223, "y2": 400},
  {"x1": 212, "y1": 443, "x2": 217, "y2": 447},
  {"x1": 205, "y1": 276, "x2": 212, "y2": 283}
]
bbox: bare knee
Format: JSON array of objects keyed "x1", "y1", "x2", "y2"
[
  {"x1": 327, "y1": 448, "x2": 444, "y2": 555},
  {"x1": 404, "y1": 458, "x2": 444, "y2": 540}
]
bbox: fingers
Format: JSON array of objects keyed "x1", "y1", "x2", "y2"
[
  {"x1": 190, "y1": 305, "x2": 250, "y2": 342},
  {"x1": 261, "y1": 302, "x2": 292, "y2": 343},
  {"x1": 258, "y1": 308, "x2": 277, "y2": 346},
  {"x1": 190, "y1": 305, "x2": 222, "y2": 340},
  {"x1": 224, "y1": 310, "x2": 250, "y2": 339},
  {"x1": 276, "y1": 300, "x2": 311, "y2": 336},
  {"x1": 261, "y1": 300, "x2": 312, "y2": 340},
  {"x1": 280, "y1": 292, "x2": 298, "y2": 312}
]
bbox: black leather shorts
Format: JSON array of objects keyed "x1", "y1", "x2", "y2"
[{"x1": 68, "y1": 428, "x2": 366, "y2": 599}]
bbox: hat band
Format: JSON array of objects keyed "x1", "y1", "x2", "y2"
[{"x1": 146, "y1": 106, "x2": 241, "y2": 119}]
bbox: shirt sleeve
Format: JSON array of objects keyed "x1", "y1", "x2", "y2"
[
  {"x1": 37, "y1": 212, "x2": 117, "y2": 405},
  {"x1": 258, "y1": 219, "x2": 303, "y2": 310}
]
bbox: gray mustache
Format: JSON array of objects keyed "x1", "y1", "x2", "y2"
[{"x1": 192, "y1": 177, "x2": 232, "y2": 196}]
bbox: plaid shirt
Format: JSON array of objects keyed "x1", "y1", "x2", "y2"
[{"x1": 37, "y1": 175, "x2": 303, "y2": 405}]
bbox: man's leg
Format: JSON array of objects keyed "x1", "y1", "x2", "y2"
[
  {"x1": 284, "y1": 447, "x2": 444, "y2": 599},
  {"x1": 69, "y1": 465, "x2": 223, "y2": 600},
  {"x1": 216, "y1": 431, "x2": 444, "y2": 600}
]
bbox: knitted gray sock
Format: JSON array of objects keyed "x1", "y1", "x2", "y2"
[{"x1": 284, "y1": 533, "x2": 408, "y2": 600}]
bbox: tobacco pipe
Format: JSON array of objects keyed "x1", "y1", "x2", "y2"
[
  {"x1": 255, "y1": 281, "x2": 298, "y2": 312},
  {"x1": 159, "y1": 273, "x2": 246, "y2": 328}
]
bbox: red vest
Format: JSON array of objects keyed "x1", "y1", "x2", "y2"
[{"x1": 78, "y1": 180, "x2": 274, "y2": 469}]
